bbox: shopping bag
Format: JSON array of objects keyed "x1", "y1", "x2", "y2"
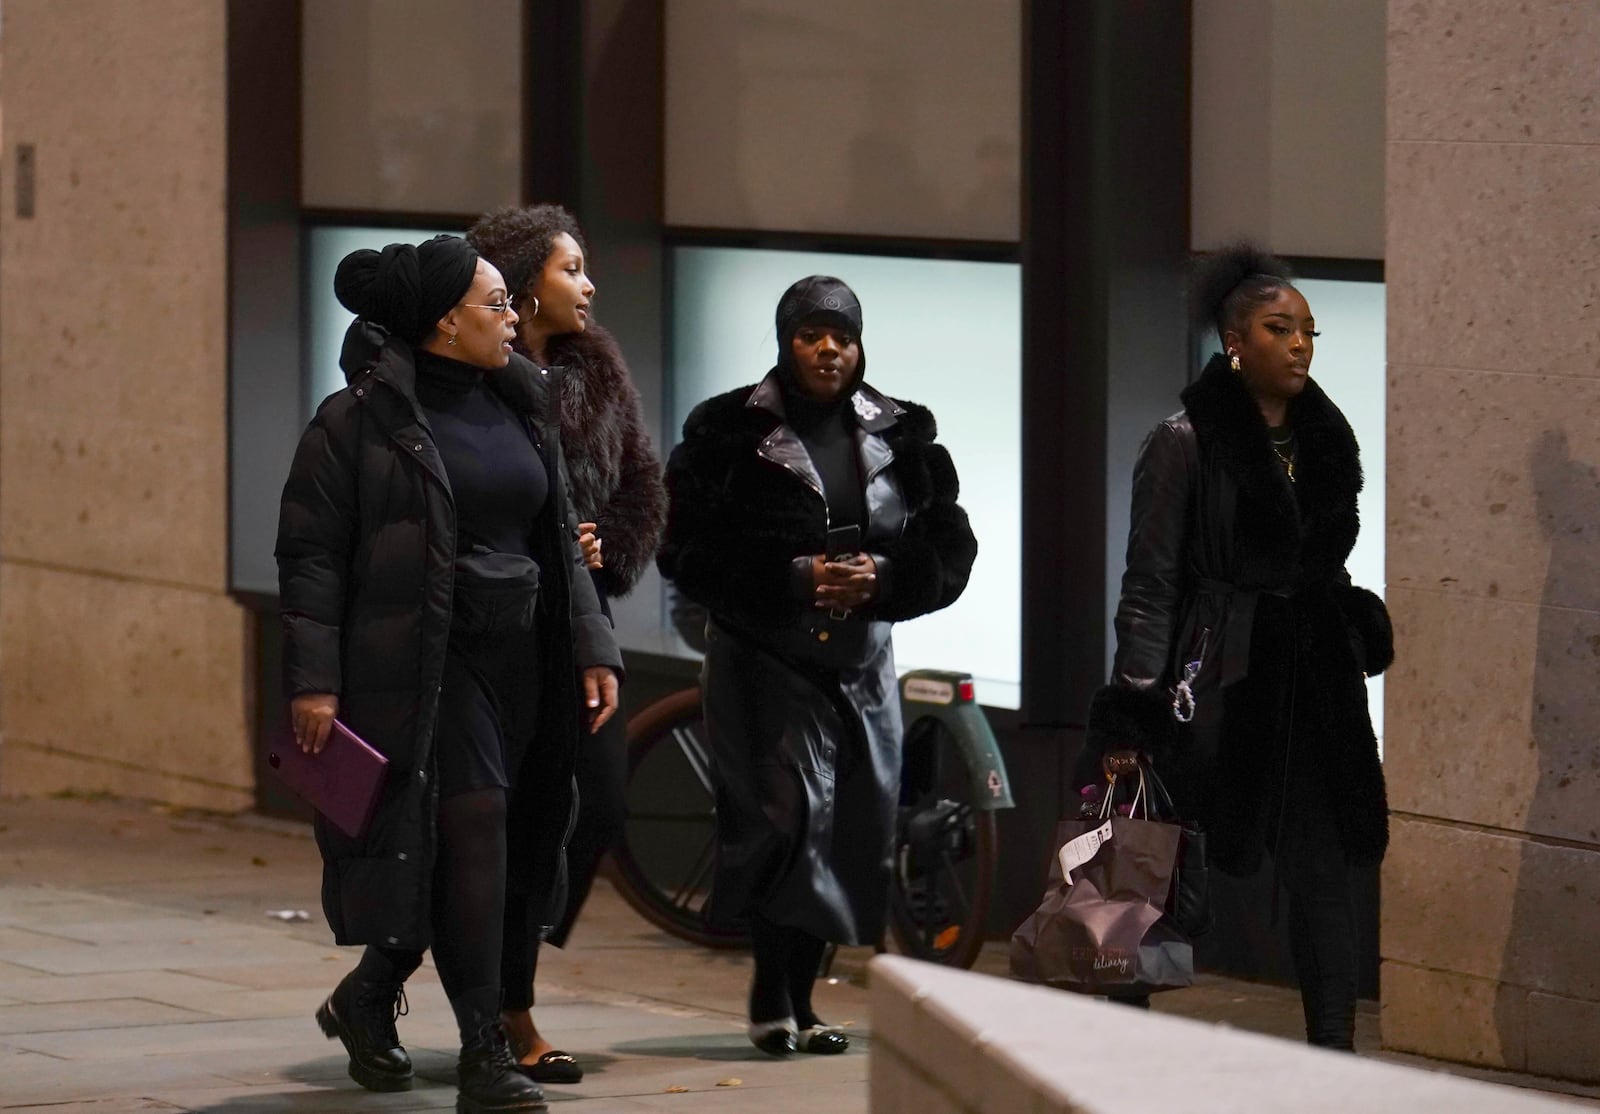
[
  {"x1": 1009, "y1": 757, "x2": 1194, "y2": 995},
  {"x1": 1144, "y1": 762, "x2": 1212, "y2": 939}
]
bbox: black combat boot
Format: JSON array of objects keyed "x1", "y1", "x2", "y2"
[
  {"x1": 315, "y1": 950, "x2": 418, "y2": 1092},
  {"x1": 456, "y1": 1015, "x2": 548, "y2": 1113}
]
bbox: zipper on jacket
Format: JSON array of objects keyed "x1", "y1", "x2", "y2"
[{"x1": 758, "y1": 437, "x2": 831, "y2": 532}]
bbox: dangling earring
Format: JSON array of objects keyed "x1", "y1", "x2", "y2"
[
  {"x1": 446, "y1": 332, "x2": 458, "y2": 347},
  {"x1": 1228, "y1": 350, "x2": 1241, "y2": 373}
]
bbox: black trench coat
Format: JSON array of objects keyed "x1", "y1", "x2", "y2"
[
  {"x1": 1086, "y1": 354, "x2": 1394, "y2": 876},
  {"x1": 275, "y1": 322, "x2": 621, "y2": 951},
  {"x1": 658, "y1": 373, "x2": 978, "y2": 944}
]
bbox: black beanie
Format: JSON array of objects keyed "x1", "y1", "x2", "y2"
[
  {"x1": 775, "y1": 275, "x2": 864, "y2": 348},
  {"x1": 333, "y1": 234, "x2": 480, "y2": 344}
]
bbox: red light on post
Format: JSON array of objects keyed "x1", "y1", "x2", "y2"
[{"x1": 958, "y1": 679, "x2": 976, "y2": 703}]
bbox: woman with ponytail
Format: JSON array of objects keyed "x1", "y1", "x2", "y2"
[
  {"x1": 1086, "y1": 244, "x2": 1393, "y2": 1049},
  {"x1": 275, "y1": 233, "x2": 621, "y2": 1112}
]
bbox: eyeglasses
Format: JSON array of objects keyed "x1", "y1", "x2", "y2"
[{"x1": 462, "y1": 295, "x2": 517, "y2": 317}]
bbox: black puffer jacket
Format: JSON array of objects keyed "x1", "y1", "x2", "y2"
[
  {"x1": 1087, "y1": 354, "x2": 1393, "y2": 875},
  {"x1": 275, "y1": 322, "x2": 621, "y2": 949}
]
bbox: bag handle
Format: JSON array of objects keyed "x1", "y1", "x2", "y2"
[{"x1": 1098, "y1": 749, "x2": 1150, "y2": 821}]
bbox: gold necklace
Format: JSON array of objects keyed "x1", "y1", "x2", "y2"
[{"x1": 1270, "y1": 442, "x2": 1296, "y2": 483}]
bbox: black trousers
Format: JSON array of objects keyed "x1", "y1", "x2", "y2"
[
  {"x1": 1273, "y1": 768, "x2": 1359, "y2": 1049},
  {"x1": 498, "y1": 679, "x2": 628, "y2": 1011}
]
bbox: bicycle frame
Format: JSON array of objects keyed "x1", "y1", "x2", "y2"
[{"x1": 898, "y1": 669, "x2": 1014, "y2": 811}]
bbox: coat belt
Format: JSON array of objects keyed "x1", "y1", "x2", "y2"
[{"x1": 1192, "y1": 578, "x2": 1295, "y2": 687}]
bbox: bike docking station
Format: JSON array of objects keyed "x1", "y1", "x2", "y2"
[
  {"x1": 892, "y1": 670, "x2": 1015, "y2": 968},
  {"x1": 899, "y1": 670, "x2": 1014, "y2": 812}
]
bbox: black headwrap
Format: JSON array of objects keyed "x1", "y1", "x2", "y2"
[
  {"x1": 333, "y1": 234, "x2": 480, "y2": 345},
  {"x1": 772, "y1": 275, "x2": 868, "y2": 414},
  {"x1": 776, "y1": 275, "x2": 863, "y2": 350}
]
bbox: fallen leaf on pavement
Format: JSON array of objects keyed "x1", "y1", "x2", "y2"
[
  {"x1": 716, "y1": 1078, "x2": 743, "y2": 1087},
  {"x1": 664, "y1": 1085, "x2": 689, "y2": 1093}
]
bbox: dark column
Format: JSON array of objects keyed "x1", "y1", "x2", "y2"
[
  {"x1": 524, "y1": 0, "x2": 585, "y2": 209},
  {"x1": 226, "y1": 0, "x2": 305, "y2": 814},
  {"x1": 577, "y1": 0, "x2": 670, "y2": 651},
  {"x1": 1002, "y1": 0, "x2": 1190, "y2": 928}
]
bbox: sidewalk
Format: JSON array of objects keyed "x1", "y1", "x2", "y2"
[{"x1": 2, "y1": 794, "x2": 1596, "y2": 1112}]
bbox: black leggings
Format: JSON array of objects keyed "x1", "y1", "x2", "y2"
[
  {"x1": 1276, "y1": 791, "x2": 1358, "y2": 1050},
  {"x1": 370, "y1": 786, "x2": 509, "y2": 1043},
  {"x1": 499, "y1": 703, "x2": 627, "y2": 1011},
  {"x1": 748, "y1": 912, "x2": 830, "y2": 1028}
]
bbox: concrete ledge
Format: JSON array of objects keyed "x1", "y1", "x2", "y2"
[{"x1": 867, "y1": 956, "x2": 1579, "y2": 1113}]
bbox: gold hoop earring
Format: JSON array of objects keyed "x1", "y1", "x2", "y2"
[
  {"x1": 1229, "y1": 351, "x2": 1241, "y2": 373},
  {"x1": 527, "y1": 296, "x2": 539, "y2": 319}
]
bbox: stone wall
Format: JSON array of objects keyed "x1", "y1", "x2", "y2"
[
  {"x1": 0, "y1": 1, "x2": 254, "y2": 810},
  {"x1": 1382, "y1": 0, "x2": 1600, "y2": 1079}
]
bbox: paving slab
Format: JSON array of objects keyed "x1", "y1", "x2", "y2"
[{"x1": 2, "y1": 794, "x2": 1597, "y2": 1112}]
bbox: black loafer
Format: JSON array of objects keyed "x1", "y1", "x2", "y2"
[
  {"x1": 798, "y1": 1026, "x2": 849, "y2": 1055},
  {"x1": 519, "y1": 1050, "x2": 584, "y2": 1084}
]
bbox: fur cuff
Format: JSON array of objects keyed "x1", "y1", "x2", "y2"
[
  {"x1": 1087, "y1": 684, "x2": 1176, "y2": 758},
  {"x1": 1336, "y1": 585, "x2": 1394, "y2": 677}
]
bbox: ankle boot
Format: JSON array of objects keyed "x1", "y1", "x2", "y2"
[
  {"x1": 457, "y1": 1018, "x2": 547, "y2": 1113},
  {"x1": 1301, "y1": 977, "x2": 1357, "y2": 1051},
  {"x1": 315, "y1": 962, "x2": 414, "y2": 1092}
]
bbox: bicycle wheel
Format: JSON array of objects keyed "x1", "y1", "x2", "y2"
[
  {"x1": 886, "y1": 716, "x2": 998, "y2": 969},
  {"x1": 609, "y1": 687, "x2": 749, "y2": 949}
]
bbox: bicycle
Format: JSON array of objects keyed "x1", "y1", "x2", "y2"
[{"x1": 607, "y1": 668, "x2": 1013, "y2": 969}]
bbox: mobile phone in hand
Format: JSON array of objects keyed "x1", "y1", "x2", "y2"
[{"x1": 825, "y1": 524, "x2": 862, "y2": 560}]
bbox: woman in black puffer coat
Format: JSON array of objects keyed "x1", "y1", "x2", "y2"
[
  {"x1": 1085, "y1": 244, "x2": 1393, "y2": 1049},
  {"x1": 467, "y1": 204, "x2": 666, "y2": 1084},
  {"x1": 276, "y1": 234, "x2": 620, "y2": 1113},
  {"x1": 660, "y1": 276, "x2": 978, "y2": 1057}
]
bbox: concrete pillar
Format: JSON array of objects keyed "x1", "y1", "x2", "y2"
[
  {"x1": 1382, "y1": 0, "x2": 1600, "y2": 1080},
  {"x1": 0, "y1": 1, "x2": 253, "y2": 810}
]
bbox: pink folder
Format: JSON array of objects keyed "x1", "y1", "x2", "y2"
[{"x1": 267, "y1": 719, "x2": 389, "y2": 839}]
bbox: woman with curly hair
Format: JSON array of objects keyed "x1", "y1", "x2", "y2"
[
  {"x1": 466, "y1": 204, "x2": 666, "y2": 1084},
  {"x1": 1085, "y1": 243, "x2": 1393, "y2": 1049}
]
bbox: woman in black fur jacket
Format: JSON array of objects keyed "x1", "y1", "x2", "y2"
[
  {"x1": 1087, "y1": 245, "x2": 1393, "y2": 1049},
  {"x1": 467, "y1": 205, "x2": 666, "y2": 1084},
  {"x1": 659, "y1": 276, "x2": 977, "y2": 1056}
]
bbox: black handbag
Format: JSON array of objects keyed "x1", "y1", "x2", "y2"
[
  {"x1": 451, "y1": 547, "x2": 541, "y2": 634},
  {"x1": 1143, "y1": 760, "x2": 1213, "y2": 939}
]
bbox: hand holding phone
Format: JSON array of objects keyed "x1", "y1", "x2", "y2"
[{"x1": 825, "y1": 524, "x2": 862, "y2": 560}]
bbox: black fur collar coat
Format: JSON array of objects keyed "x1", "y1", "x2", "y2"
[
  {"x1": 543, "y1": 324, "x2": 666, "y2": 599},
  {"x1": 658, "y1": 375, "x2": 978, "y2": 630},
  {"x1": 1088, "y1": 353, "x2": 1394, "y2": 875}
]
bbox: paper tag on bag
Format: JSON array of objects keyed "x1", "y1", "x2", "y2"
[{"x1": 1057, "y1": 820, "x2": 1114, "y2": 886}]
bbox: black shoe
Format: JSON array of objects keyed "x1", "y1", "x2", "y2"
[
  {"x1": 797, "y1": 1025, "x2": 850, "y2": 1054},
  {"x1": 458, "y1": 1020, "x2": 548, "y2": 1113},
  {"x1": 518, "y1": 1049, "x2": 583, "y2": 1084},
  {"x1": 315, "y1": 969, "x2": 413, "y2": 1092},
  {"x1": 748, "y1": 1018, "x2": 798, "y2": 1056}
]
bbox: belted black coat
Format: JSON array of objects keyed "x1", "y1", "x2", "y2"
[
  {"x1": 658, "y1": 373, "x2": 977, "y2": 944},
  {"x1": 1086, "y1": 354, "x2": 1394, "y2": 876},
  {"x1": 275, "y1": 323, "x2": 621, "y2": 951}
]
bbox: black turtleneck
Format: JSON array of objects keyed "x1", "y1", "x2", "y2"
[
  {"x1": 414, "y1": 350, "x2": 548, "y2": 558},
  {"x1": 783, "y1": 384, "x2": 864, "y2": 530}
]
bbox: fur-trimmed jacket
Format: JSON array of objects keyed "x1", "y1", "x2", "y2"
[
  {"x1": 1087, "y1": 353, "x2": 1393, "y2": 876},
  {"x1": 657, "y1": 372, "x2": 978, "y2": 942},
  {"x1": 659, "y1": 374, "x2": 977, "y2": 632},
  {"x1": 544, "y1": 324, "x2": 666, "y2": 599}
]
